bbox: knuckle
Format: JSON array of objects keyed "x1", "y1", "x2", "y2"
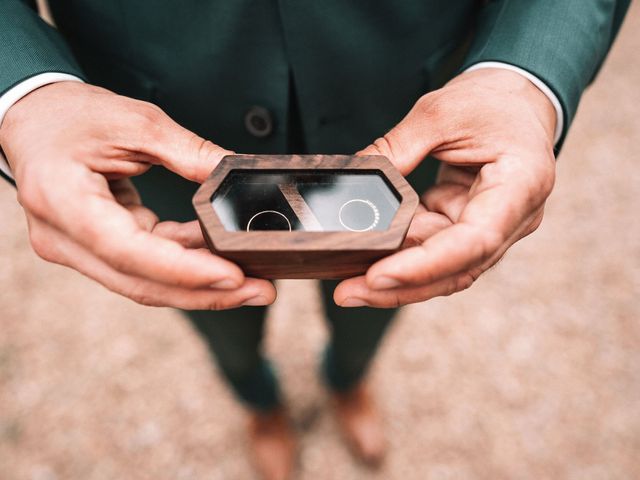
[
  {"x1": 415, "y1": 91, "x2": 444, "y2": 118},
  {"x1": 130, "y1": 101, "x2": 166, "y2": 133},
  {"x1": 373, "y1": 132, "x2": 411, "y2": 168},
  {"x1": 442, "y1": 274, "x2": 472, "y2": 297},
  {"x1": 454, "y1": 273, "x2": 476, "y2": 293},
  {"x1": 102, "y1": 246, "x2": 130, "y2": 273},
  {"x1": 197, "y1": 138, "x2": 217, "y2": 163},
  {"x1": 478, "y1": 229, "x2": 504, "y2": 262},
  {"x1": 391, "y1": 292, "x2": 402, "y2": 308},
  {"x1": 16, "y1": 169, "x2": 46, "y2": 215},
  {"x1": 127, "y1": 285, "x2": 160, "y2": 307},
  {"x1": 528, "y1": 173, "x2": 554, "y2": 204},
  {"x1": 131, "y1": 294, "x2": 155, "y2": 306},
  {"x1": 539, "y1": 167, "x2": 556, "y2": 198},
  {"x1": 206, "y1": 297, "x2": 226, "y2": 311},
  {"x1": 415, "y1": 92, "x2": 432, "y2": 111},
  {"x1": 522, "y1": 154, "x2": 556, "y2": 203},
  {"x1": 191, "y1": 135, "x2": 216, "y2": 174},
  {"x1": 17, "y1": 181, "x2": 39, "y2": 213},
  {"x1": 82, "y1": 219, "x2": 105, "y2": 246},
  {"x1": 524, "y1": 210, "x2": 545, "y2": 236},
  {"x1": 137, "y1": 100, "x2": 164, "y2": 121},
  {"x1": 530, "y1": 211, "x2": 544, "y2": 231},
  {"x1": 134, "y1": 208, "x2": 159, "y2": 232},
  {"x1": 465, "y1": 225, "x2": 504, "y2": 267},
  {"x1": 87, "y1": 232, "x2": 130, "y2": 272},
  {"x1": 29, "y1": 228, "x2": 55, "y2": 261},
  {"x1": 372, "y1": 135, "x2": 395, "y2": 159}
]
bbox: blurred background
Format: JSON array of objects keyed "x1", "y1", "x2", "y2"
[{"x1": 1, "y1": 3, "x2": 639, "y2": 480}]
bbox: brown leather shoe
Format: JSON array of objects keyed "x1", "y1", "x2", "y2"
[
  {"x1": 332, "y1": 383, "x2": 387, "y2": 467},
  {"x1": 248, "y1": 408, "x2": 297, "y2": 480}
]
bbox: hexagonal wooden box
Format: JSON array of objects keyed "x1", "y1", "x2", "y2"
[{"x1": 193, "y1": 154, "x2": 418, "y2": 279}]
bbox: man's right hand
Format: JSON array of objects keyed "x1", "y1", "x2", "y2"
[{"x1": 0, "y1": 81, "x2": 276, "y2": 310}]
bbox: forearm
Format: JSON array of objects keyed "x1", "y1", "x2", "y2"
[{"x1": 462, "y1": 0, "x2": 631, "y2": 147}]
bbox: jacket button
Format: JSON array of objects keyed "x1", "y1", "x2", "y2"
[{"x1": 244, "y1": 106, "x2": 273, "y2": 138}]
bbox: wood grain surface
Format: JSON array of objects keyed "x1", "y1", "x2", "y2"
[{"x1": 193, "y1": 155, "x2": 419, "y2": 278}]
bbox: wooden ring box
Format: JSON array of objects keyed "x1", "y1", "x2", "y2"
[{"x1": 193, "y1": 154, "x2": 418, "y2": 279}]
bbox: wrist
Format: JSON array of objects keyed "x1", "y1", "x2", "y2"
[
  {"x1": 0, "y1": 82, "x2": 95, "y2": 169},
  {"x1": 1, "y1": 83, "x2": 79, "y2": 178},
  {"x1": 0, "y1": 73, "x2": 85, "y2": 136},
  {"x1": 1, "y1": 81, "x2": 75, "y2": 135},
  {"x1": 451, "y1": 69, "x2": 557, "y2": 144}
]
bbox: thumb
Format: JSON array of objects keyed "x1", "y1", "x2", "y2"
[
  {"x1": 358, "y1": 100, "x2": 441, "y2": 176},
  {"x1": 144, "y1": 111, "x2": 233, "y2": 183}
]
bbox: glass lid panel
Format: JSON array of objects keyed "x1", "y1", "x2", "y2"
[{"x1": 211, "y1": 170, "x2": 400, "y2": 232}]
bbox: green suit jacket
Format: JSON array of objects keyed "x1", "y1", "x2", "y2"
[{"x1": 0, "y1": 1, "x2": 630, "y2": 217}]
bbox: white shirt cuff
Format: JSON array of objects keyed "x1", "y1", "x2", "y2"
[
  {"x1": 465, "y1": 61, "x2": 564, "y2": 145},
  {"x1": 0, "y1": 73, "x2": 85, "y2": 181}
]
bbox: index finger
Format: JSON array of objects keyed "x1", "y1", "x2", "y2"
[{"x1": 38, "y1": 173, "x2": 245, "y2": 289}]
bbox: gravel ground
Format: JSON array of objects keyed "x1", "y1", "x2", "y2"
[{"x1": 2, "y1": 5, "x2": 640, "y2": 480}]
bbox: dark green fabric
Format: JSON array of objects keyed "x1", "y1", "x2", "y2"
[
  {"x1": 461, "y1": 0, "x2": 631, "y2": 149},
  {"x1": 186, "y1": 306, "x2": 280, "y2": 410},
  {"x1": 2, "y1": 1, "x2": 629, "y2": 153},
  {"x1": 319, "y1": 281, "x2": 396, "y2": 393},
  {"x1": 187, "y1": 280, "x2": 396, "y2": 411},
  {"x1": 0, "y1": 1, "x2": 86, "y2": 93}
]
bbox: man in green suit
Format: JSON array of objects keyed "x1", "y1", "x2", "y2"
[{"x1": 0, "y1": 1, "x2": 629, "y2": 479}]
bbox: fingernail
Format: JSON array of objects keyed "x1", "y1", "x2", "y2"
[
  {"x1": 370, "y1": 276, "x2": 401, "y2": 290},
  {"x1": 211, "y1": 278, "x2": 239, "y2": 289},
  {"x1": 242, "y1": 295, "x2": 270, "y2": 306},
  {"x1": 340, "y1": 297, "x2": 369, "y2": 308}
]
